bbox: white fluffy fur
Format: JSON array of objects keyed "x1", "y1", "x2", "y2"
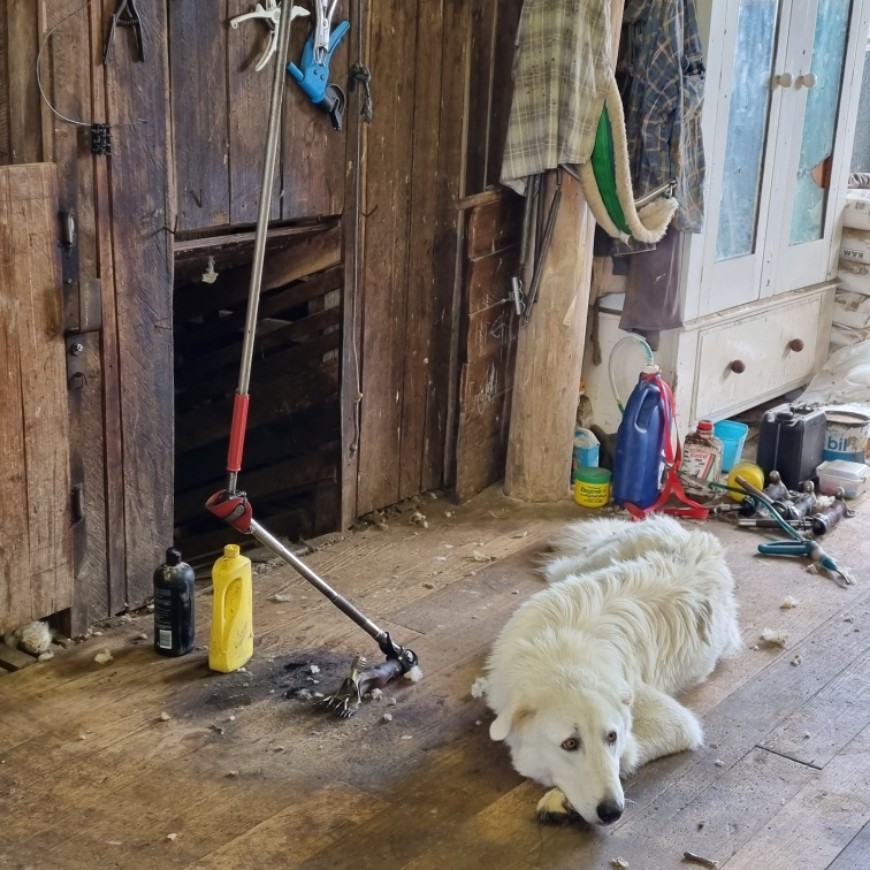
[{"x1": 485, "y1": 514, "x2": 741, "y2": 826}]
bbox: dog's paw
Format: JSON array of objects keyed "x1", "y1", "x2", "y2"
[{"x1": 536, "y1": 788, "x2": 586, "y2": 826}]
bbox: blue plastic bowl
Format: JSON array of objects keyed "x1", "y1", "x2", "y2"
[{"x1": 714, "y1": 420, "x2": 749, "y2": 472}]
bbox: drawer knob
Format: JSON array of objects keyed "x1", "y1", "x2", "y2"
[
  {"x1": 729, "y1": 360, "x2": 746, "y2": 374},
  {"x1": 788, "y1": 338, "x2": 805, "y2": 352}
]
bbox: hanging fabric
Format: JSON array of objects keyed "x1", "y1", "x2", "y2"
[
  {"x1": 577, "y1": 76, "x2": 678, "y2": 244},
  {"x1": 501, "y1": 0, "x2": 679, "y2": 323}
]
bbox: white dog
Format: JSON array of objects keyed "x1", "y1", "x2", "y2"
[{"x1": 484, "y1": 514, "x2": 741, "y2": 826}]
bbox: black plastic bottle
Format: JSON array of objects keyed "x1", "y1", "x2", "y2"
[{"x1": 153, "y1": 547, "x2": 196, "y2": 657}]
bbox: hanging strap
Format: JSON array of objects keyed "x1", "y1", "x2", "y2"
[{"x1": 624, "y1": 372, "x2": 710, "y2": 521}]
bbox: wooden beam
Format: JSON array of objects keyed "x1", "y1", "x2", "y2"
[
  {"x1": 503, "y1": 0, "x2": 625, "y2": 501},
  {"x1": 103, "y1": 0, "x2": 175, "y2": 610},
  {"x1": 0, "y1": 164, "x2": 74, "y2": 633}
]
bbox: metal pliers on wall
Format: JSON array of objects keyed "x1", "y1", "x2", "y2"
[
  {"x1": 230, "y1": 1, "x2": 310, "y2": 72},
  {"x1": 288, "y1": 0, "x2": 351, "y2": 130},
  {"x1": 103, "y1": 0, "x2": 144, "y2": 64}
]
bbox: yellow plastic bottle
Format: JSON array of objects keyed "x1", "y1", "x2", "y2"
[{"x1": 209, "y1": 544, "x2": 253, "y2": 673}]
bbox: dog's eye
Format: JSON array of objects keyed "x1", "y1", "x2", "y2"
[
  {"x1": 606, "y1": 731, "x2": 618, "y2": 744},
  {"x1": 561, "y1": 737, "x2": 580, "y2": 752}
]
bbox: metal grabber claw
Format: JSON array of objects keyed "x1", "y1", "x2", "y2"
[
  {"x1": 316, "y1": 655, "x2": 413, "y2": 718},
  {"x1": 207, "y1": 0, "x2": 419, "y2": 716}
]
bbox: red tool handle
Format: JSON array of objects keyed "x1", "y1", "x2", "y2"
[{"x1": 226, "y1": 392, "x2": 250, "y2": 474}]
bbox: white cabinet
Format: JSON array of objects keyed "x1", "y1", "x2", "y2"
[
  {"x1": 686, "y1": 0, "x2": 870, "y2": 319},
  {"x1": 583, "y1": 285, "x2": 833, "y2": 434},
  {"x1": 582, "y1": 0, "x2": 870, "y2": 434},
  {"x1": 673, "y1": 284, "x2": 834, "y2": 422}
]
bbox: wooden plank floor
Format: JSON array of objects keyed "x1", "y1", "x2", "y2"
[{"x1": 1, "y1": 484, "x2": 869, "y2": 869}]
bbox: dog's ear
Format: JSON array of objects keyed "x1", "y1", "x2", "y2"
[{"x1": 489, "y1": 705, "x2": 534, "y2": 741}]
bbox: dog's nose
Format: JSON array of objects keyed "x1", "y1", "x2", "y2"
[{"x1": 596, "y1": 800, "x2": 623, "y2": 824}]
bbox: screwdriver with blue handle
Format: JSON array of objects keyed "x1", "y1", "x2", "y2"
[{"x1": 734, "y1": 474, "x2": 854, "y2": 587}]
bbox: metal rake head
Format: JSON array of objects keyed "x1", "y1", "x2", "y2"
[{"x1": 312, "y1": 655, "x2": 367, "y2": 718}]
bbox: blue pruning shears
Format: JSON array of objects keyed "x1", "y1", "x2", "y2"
[{"x1": 288, "y1": 0, "x2": 350, "y2": 130}]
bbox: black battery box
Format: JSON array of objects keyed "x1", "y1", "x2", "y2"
[{"x1": 756, "y1": 402, "x2": 827, "y2": 491}]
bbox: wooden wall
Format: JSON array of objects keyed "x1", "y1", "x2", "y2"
[
  {"x1": 0, "y1": 164, "x2": 74, "y2": 634},
  {"x1": 1, "y1": 0, "x2": 174, "y2": 632},
  {"x1": 167, "y1": 0, "x2": 526, "y2": 541},
  {"x1": 346, "y1": 0, "x2": 523, "y2": 519},
  {"x1": 0, "y1": 0, "x2": 524, "y2": 628},
  {"x1": 454, "y1": 193, "x2": 523, "y2": 502},
  {"x1": 166, "y1": 1, "x2": 349, "y2": 561},
  {"x1": 169, "y1": 0, "x2": 346, "y2": 231}
]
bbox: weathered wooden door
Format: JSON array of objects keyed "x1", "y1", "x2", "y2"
[{"x1": 0, "y1": 163, "x2": 74, "y2": 633}]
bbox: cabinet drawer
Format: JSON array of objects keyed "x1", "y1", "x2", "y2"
[{"x1": 692, "y1": 295, "x2": 823, "y2": 420}]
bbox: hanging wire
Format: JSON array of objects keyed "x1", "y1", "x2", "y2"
[
  {"x1": 348, "y1": 0, "x2": 369, "y2": 456},
  {"x1": 36, "y1": 0, "x2": 144, "y2": 156},
  {"x1": 36, "y1": 0, "x2": 94, "y2": 128},
  {"x1": 607, "y1": 334, "x2": 656, "y2": 417}
]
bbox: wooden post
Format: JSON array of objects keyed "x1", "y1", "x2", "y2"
[
  {"x1": 503, "y1": 0, "x2": 624, "y2": 502},
  {"x1": 503, "y1": 174, "x2": 595, "y2": 500}
]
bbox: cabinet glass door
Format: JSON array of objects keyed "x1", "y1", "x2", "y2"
[
  {"x1": 788, "y1": 0, "x2": 851, "y2": 246},
  {"x1": 772, "y1": 0, "x2": 857, "y2": 294},
  {"x1": 695, "y1": 0, "x2": 788, "y2": 317},
  {"x1": 716, "y1": 0, "x2": 780, "y2": 262}
]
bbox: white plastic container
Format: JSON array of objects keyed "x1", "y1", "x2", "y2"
[{"x1": 816, "y1": 459, "x2": 870, "y2": 498}]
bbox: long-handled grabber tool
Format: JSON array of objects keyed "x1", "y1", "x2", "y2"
[
  {"x1": 208, "y1": 1, "x2": 418, "y2": 711},
  {"x1": 734, "y1": 475, "x2": 854, "y2": 587}
]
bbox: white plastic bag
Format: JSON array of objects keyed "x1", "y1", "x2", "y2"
[{"x1": 800, "y1": 340, "x2": 870, "y2": 412}]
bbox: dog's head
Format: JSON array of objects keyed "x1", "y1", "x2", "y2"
[{"x1": 489, "y1": 668, "x2": 635, "y2": 826}]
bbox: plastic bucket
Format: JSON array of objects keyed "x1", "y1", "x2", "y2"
[
  {"x1": 714, "y1": 420, "x2": 749, "y2": 472},
  {"x1": 823, "y1": 411, "x2": 870, "y2": 463},
  {"x1": 572, "y1": 428, "x2": 600, "y2": 482},
  {"x1": 574, "y1": 467, "x2": 612, "y2": 508}
]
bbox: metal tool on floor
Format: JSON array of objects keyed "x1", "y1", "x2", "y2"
[
  {"x1": 734, "y1": 475, "x2": 854, "y2": 587},
  {"x1": 811, "y1": 490, "x2": 854, "y2": 536},
  {"x1": 103, "y1": 0, "x2": 144, "y2": 64},
  {"x1": 316, "y1": 655, "x2": 406, "y2": 718},
  {"x1": 207, "y1": 0, "x2": 418, "y2": 709},
  {"x1": 288, "y1": 0, "x2": 351, "y2": 129},
  {"x1": 230, "y1": 1, "x2": 310, "y2": 72}
]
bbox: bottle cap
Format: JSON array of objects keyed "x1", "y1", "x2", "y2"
[
  {"x1": 223, "y1": 543, "x2": 241, "y2": 559},
  {"x1": 697, "y1": 420, "x2": 714, "y2": 432},
  {"x1": 165, "y1": 547, "x2": 182, "y2": 566}
]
